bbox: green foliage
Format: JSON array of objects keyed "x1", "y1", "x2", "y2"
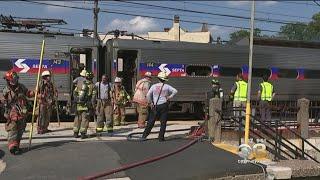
[
  {"x1": 279, "y1": 12, "x2": 320, "y2": 41},
  {"x1": 228, "y1": 12, "x2": 320, "y2": 42},
  {"x1": 229, "y1": 28, "x2": 262, "y2": 42}
]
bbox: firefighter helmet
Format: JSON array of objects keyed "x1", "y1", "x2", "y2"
[
  {"x1": 114, "y1": 77, "x2": 122, "y2": 83},
  {"x1": 144, "y1": 71, "x2": 152, "y2": 77},
  {"x1": 211, "y1": 79, "x2": 220, "y2": 85},
  {"x1": 157, "y1": 72, "x2": 168, "y2": 81},
  {"x1": 41, "y1": 70, "x2": 51, "y2": 77},
  {"x1": 86, "y1": 71, "x2": 94, "y2": 79},
  {"x1": 80, "y1": 69, "x2": 87, "y2": 77},
  {"x1": 4, "y1": 70, "x2": 19, "y2": 81}
]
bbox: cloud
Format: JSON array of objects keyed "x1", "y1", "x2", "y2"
[{"x1": 107, "y1": 16, "x2": 159, "y2": 34}]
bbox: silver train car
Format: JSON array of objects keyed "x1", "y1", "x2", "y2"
[
  {"x1": 1, "y1": 30, "x2": 320, "y2": 118},
  {"x1": 105, "y1": 38, "x2": 320, "y2": 115},
  {"x1": 0, "y1": 31, "x2": 101, "y2": 115}
]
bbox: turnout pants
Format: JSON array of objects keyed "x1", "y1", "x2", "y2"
[
  {"x1": 113, "y1": 105, "x2": 125, "y2": 126},
  {"x1": 137, "y1": 104, "x2": 149, "y2": 128},
  {"x1": 96, "y1": 100, "x2": 113, "y2": 132},
  {"x1": 233, "y1": 101, "x2": 246, "y2": 128},
  {"x1": 142, "y1": 103, "x2": 169, "y2": 140},
  {"x1": 5, "y1": 107, "x2": 27, "y2": 151},
  {"x1": 73, "y1": 110, "x2": 90, "y2": 134},
  {"x1": 37, "y1": 103, "x2": 52, "y2": 133},
  {"x1": 260, "y1": 100, "x2": 271, "y2": 125}
]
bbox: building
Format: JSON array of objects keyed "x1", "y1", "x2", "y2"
[
  {"x1": 148, "y1": 15, "x2": 212, "y2": 43},
  {"x1": 98, "y1": 15, "x2": 212, "y2": 44}
]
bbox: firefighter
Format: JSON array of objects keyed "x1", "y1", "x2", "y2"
[
  {"x1": 230, "y1": 73, "x2": 247, "y2": 129},
  {"x1": 37, "y1": 70, "x2": 57, "y2": 134},
  {"x1": 209, "y1": 77, "x2": 223, "y2": 99},
  {"x1": 112, "y1": 77, "x2": 130, "y2": 126},
  {"x1": 73, "y1": 71, "x2": 97, "y2": 139},
  {"x1": 95, "y1": 74, "x2": 113, "y2": 134},
  {"x1": 2, "y1": 70, "x2": 34, "y2": 154},
  {"x1": 258, "y1": 74, "x2": 275, "y2": 125},
  {"x1": 142, "y1": 72, "x2": 178, "y2": 141},
  {"x1": 133, "y1": 71, "x2": 152, "y2": 128},
  {"x1": 73, "y1": 69, "x2": 87, "y2": 87}
]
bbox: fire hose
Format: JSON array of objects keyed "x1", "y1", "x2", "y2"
[{"x1": 78, "y1": 126, "x2": 206, "y2": 180}]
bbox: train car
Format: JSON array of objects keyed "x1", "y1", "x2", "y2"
[
  {"x1": 0, "y1": 30, "x2": 101, "y2": 116},
  {"x1": 105, "y1": 38, "x2": 320, "y2": 116}
]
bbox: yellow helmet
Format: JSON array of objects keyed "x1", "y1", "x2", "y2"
[
  {"x1": 80, "y1": 69, "x2": 87, "y2": 77},
  {"x1": 157, "y1": 72, "x2": 168, "y2": 81}
]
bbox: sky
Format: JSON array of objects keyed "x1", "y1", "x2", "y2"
[{"x1": 0, "y1": 1, "x2": 319, "y2": 40}]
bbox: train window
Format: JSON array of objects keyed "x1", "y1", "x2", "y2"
[
  {"x1": 252, "y1": 68, "x2": 270, "y2": 78},
  {"x1": 304, "y1": 70, "x2": 320, "y2": 79},
  {"x1": 186, "y1": 65, "x2": 211, "y2": 76},
  {"x1": 219, "y1": 67, "x2": 241, "y2": 77},
  {"x1": 0, "y1": 59, "x2": 13, "y2": 71},
  {"x1": 278, "y1": 69, "x2": 297, "y2": 78}
]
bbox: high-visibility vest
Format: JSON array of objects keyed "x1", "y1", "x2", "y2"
[
  {"x1": 234, "y1": 80, "x2": 247, "y2": 102},
  {"x1": 260, "y1": 82, "x2": 273, "y2": 101}
]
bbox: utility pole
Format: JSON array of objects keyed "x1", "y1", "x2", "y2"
[
  {"x1": 244, "y1": 0, "x2": 255, "y2": 145},
  {"x1": 93, "y1": 0, "x2": 100, "y2": 40}
]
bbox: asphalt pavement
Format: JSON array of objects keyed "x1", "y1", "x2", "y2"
[{"x1": 0, "y1": 139, "x2": 262, "y2": 180}]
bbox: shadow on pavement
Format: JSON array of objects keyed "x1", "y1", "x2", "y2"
[{"x1": 21, "y1": 140, "x2": 77, "y2": 154}]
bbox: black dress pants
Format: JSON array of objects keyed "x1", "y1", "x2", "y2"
[{"x1": 142, "y1": 103, "x2": 169, "y2": 140}]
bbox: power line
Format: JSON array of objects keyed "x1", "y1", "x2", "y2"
[
  {"x1": 117, "y1": 0, "x2": 308, "y2": 25},
  {"x1": 280, "y1": 1, "x2": 318, "y2": 7},
  {"x1": 314, "y1": 0, "x2": 320, "y2": 7},
  {"x1": 20, "y1": 0, "x2": 281, "y2": 33},
  {"x1": 183, "y1": 1, "x2": 311, "y2": 20}
]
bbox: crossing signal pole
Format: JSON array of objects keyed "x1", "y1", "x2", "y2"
[{"x1": 244, "y1": 0, "x2": 256, "y2": 145}]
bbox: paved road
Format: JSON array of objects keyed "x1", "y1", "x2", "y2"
[{"x1": 0, "y1": 139, "x2": 262, "y2": 180}]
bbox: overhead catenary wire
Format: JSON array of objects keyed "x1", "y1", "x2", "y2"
[
  {"x1": 19, "y1": 0, "x2": 281, "y2": 33},
  {"x1": 116, "y1": 0, "x2": 308, "y2": 25},
  {"x1": 182, "y1": 1, "x2": 312, "y2": 20}
]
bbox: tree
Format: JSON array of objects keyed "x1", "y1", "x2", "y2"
[
  {"x1": 278, "y1": 12, "x2": 320, "y2": 41},
  {"x1": 229, "y1": 28, "x2": 262, "y2": 43},
  {"x1": 279, "y1": 22, "x2": 308, "y2": 40}
]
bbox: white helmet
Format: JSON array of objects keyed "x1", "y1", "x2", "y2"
[
  {"x1": 157, "y1": 72, "x2": 168, "y2": 81},
  {"x1": 114, "y1": 77, "x2": 122, "y2": 83},
  {"x1": 80, "y1": 69, "x2": 87, "y2": 77},
  {"x1": 41, "y1": 70, "x2": 51, "y2": 77},
  {"x1": 144, "y1": 71, "x2": 152, "y2": 77}
]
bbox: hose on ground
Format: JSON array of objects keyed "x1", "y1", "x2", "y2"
[{"x1": 78, "y1": 134, "x2": 204, "y2": 180}]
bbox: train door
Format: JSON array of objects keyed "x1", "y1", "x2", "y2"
[
  {"x1": 69, "y1": 47, "x2": 94, "y2": 114},
  {"x1": 116, "y1": 50, "x2": 138, "y2": 96}
]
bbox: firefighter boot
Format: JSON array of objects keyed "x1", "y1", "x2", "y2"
[
  {"x1": 81, "y1": 133, "x2": 88, "y2": 139},
  {"x1": 9, "y1": 146, "x2": 20, "y2": 155},
  {"x1": 73, "y1": 132, "x2": 80, "y2": 138}
]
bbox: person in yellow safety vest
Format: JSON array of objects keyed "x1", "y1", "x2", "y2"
[
  {"x1": 73, "y1": 71, "x2": 97, "y2": 139},
  {"x1": 112, "y1": 77, "x2": 130, "y2": 126},
  {"x1": 258, "y1": 74, "x2": 275, "y2": 125},
  {"x1": 230, "y1": 73, "x2": 247, "y2": 128}
]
